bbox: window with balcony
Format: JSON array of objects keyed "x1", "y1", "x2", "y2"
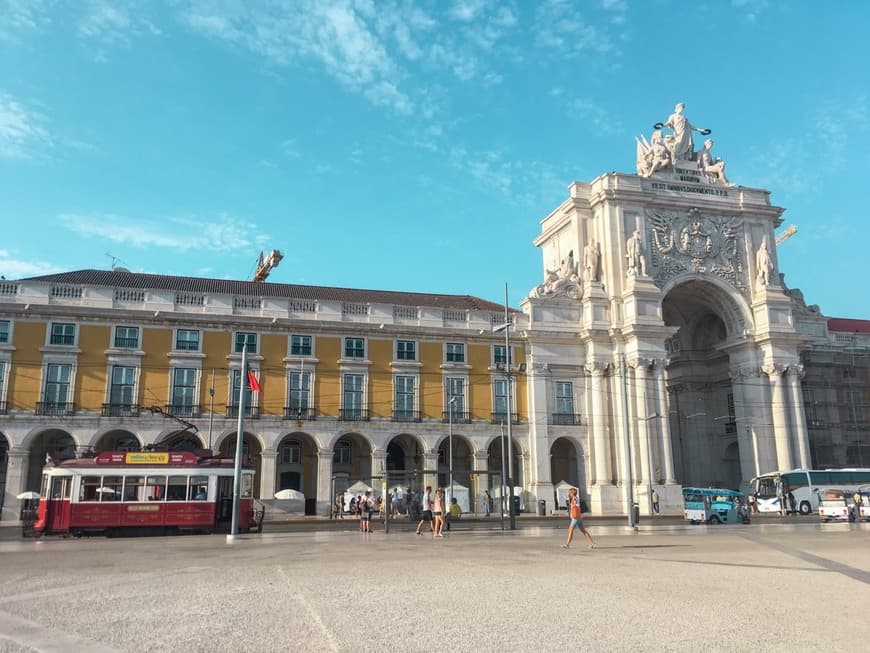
[
  {"x1": 287, "y1": 371, "x2": 311, "y2": 419},
  {"x1": 342, "y1": 373, "x2": 365, "y2": 419},
  {"x1": 229, "y1": 369, "x2": 258, "y2": 418},
  {"x1": 344, "y1": 337, "x2": 365, "y2": 359},
  {"x1": 175, "y1": 329, "x2": 200, "y2": 351},
  {"x1": 493, "y1": 344, "x2": 509, "y2": 366},
  {"x1": 106, "y1": 366, "x2": 137, "y2": 415},
  {"x1": 290, "y1": 335, "x2": 312, "y2": 356},
  {"x1": 0, "y1": 320, "x2": 9, "y2": 344},
  {"x1": 49, "y1": 323, "x2": 76, "y2": 346},
  {"x1": 113, "y1": 326, "x2": 139, "y2": 349},
  {"x1": 394, "y1": 375, "x2": 416, "y2": 420},
  {"x1": 40, "y1": 363, "x2": 73, "y2": 414},
  {"x1": 552, "y1": 382, "x2": 578, "y2": 425},
  {"x1": 234, "y1": 332, "x2": 258, "y2": 354},
  {"x1": 446, "y1": 343, "x2": 465, "y2": 363},
  {"x1": 492, "y1": 378, "x2": 509, "y2": 422},
  {"x1": 445, "y1": 377, "x2": 465, "y2": 418},
  {"x1": 396, "y1": 340, "x2": 416, "y2": 361},
  {"x1": 170, "y1": 368, "x2": 198, "y2": 415},
  {"x1": 281, "y1": 440, "x2": 302, "y2": 464}
]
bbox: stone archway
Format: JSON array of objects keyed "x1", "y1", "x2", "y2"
[
  {"x1": 94, "y1": 429, "x2": 141, "y2": 453},
  {"x1": 486, "y1": 437, "x2": 523, "y2": 488},
  {"x1": 158, "y1": 430, "x2": 205, "y2": 453},
  {"x1": 385, "y1": 433, "x2": 424, "y2": 492},
  {"x1": 26, "y1": 429, "x2": 77, "y2": 490},
  {"x1": 218, "y1": 432, "x2": 263, "y2": 499},
  {"x1": 550, "y1": 437, "x2": 581, "y2": 490},
  {"x1": 332, "y1": 433, "x2": 372, "y2": 489},
  {"x1": 436, "y1": 433, "x2": 473, "y2": 490},
  {"x1": 275, "y1": 432, "x2": 318, "y2": 500},
  {"x1": 663, "y1": 277, "x2": 752, "y2": 489}
]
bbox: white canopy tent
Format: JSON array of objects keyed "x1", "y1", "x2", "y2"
[
  {"x1": 490, "y1": 486, "x2": 525, "y2": 511},
  {"x1": 444, "y1": 481, "x2": 470, "y2": 513},
  {"x1": 554, "y1": 480, "x2": 577, "y2": 510}
]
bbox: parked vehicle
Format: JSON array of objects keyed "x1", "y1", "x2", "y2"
[
  {"x1": 817, "y1": 488, "x2": 853, "y2": 523},
  {"x1": 682, "y1": 488, "x2": 748, "y2": 525}
]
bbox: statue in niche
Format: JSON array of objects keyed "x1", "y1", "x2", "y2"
[
  {"x1": 654, "y1": 102, "x2": 711, "y2": 162},
  {"x1": 532, "y1": 250, "x2": 582, "y2": 299},
  {"x1": 583, "y1": 238, "x2": 601, "y2": 282},
  {"x1": 625, "y1": 230, "x2": 648, "y2": 278},
  {"x1": 755, "y1": 238, "x2": 774, "y2": 287},
  {"x1": 697, "y1": 139, "x2": 733, "y2": 187}
]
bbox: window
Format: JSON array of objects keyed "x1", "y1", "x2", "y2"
[
  {"x1": 231, "y1": 369, "x2": 255, "y2": 406},
  {"x1": 290, "y1": 335, "x2": 312, "y2": 356},
  {"x1": 493, "y1": 345, "x2": 508, "y2": 366},
  {"x1": 344, "y1": 337, "x2": 365, "y2": 359},
  {"x1": 191, "y1": 476, "x2": 208, "y2": 500},
  {"x1": 446, "y1": 377, "x2": 465, "y2": 413},
  {"x1": 493, "y1": 379, "x2": 509, "y2": 417},
  {"x1": 397, "y1": 340, "x2": 416, "y2": 361},
  {"x1": 0, "y1": 361, "x2": 5, "y2": 403},
  {"x1": 343, "y1": 373, "x2": 364, "y2": 416},
  {"x1": 288, "y1": 371, "x2": 310, "y2": 414},
  {"x1": 146, "y1": 476, "x2": 166, "y2": 501},
  {"x1": 175, "y1": 329, "x2": 200, "y2": 351},
  {"x1": 109, "y1": 366, "x2": 136, "y2": 405},
  {"x1": 44, "y1": 364, "x2": 72, "y2": 404},
  {"x1": 395, "y1": 375, "x2": 415, "y2": 415},
  {"x1": 725, "y1": 391, "x2": 737, "y2": 433},
  {"x1": 167, "y1": 476, "x2": 188, "y2": 501},
  {"x1": 123, "y1": 476, "x2": 144, "y2": 502},
  {"x1": 234, "y1": 332, "x2": 258, "y2": 354},
  {"x1": 49, "y1": 323, "x2": 75, "y2": 346},
  {"x1": 844, "y1": 367, "x2": 857, "y2": 379},
  {"x1": 101, "y1": 476, "x2": 122, "y2": 502},
  {"x1": 113, "y1": 326, "x2": 139, "y2": 349},
  {"x1": 281, "y1": 441, "x2": 302, "y2": 464},
  {"x1": 172, "y1": 368, "x2": 197, "y2": 407},
  {"x1": 803, "y1": 389, "x2": 818, "y2": 424},
  {"x1": 0, "y1": 320, "x2": 9, "y2": 343},
  {"x1": 556, "y1": 382, "x2": 574, "y2": 415},
  {"x1": 334, "y1": 439, "x2": 352, "y2": 465},
  {"x1": 446, "y1": 343, "x2": 465, "y2": 363},
  {"x1": 848, "y1": 390, "x2": 864, "y2": 423}
]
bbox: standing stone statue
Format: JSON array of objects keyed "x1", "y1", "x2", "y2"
[
  {"x1": 626, "y1": 230, "x2": 648, "y2": 278},
  {"x1": 655, "y1": 102, "x2": 711, "y2": 162},
  {"x1": 583, "y1": 239, "x2": 601, "y2": 282},
  {"x1": 755, "y1": 238, "x2": 774, "y2": 287}
]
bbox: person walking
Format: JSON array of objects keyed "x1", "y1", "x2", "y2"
[
  {"x1": 415, "y1": 486, "x2": 434, "y2": 536},
  {"x1": 651, "y1": 489, "x2": 660, "y2": 515},
  {"x1": 562, "y1": 487, "x2": 595, "y2": 550},
  {"x1": 483, "y1": 490, "x2": 492, "y2": 517},
  {"x1": 360, "y1": 490, "x2": 374, "y2": 533},
  {"x1": 432, "y1": 488, "x2": 446, "y2": 537}
]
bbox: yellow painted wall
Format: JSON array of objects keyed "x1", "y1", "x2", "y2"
[
  {"x1": 201, "y1": 330, "x2": 231, "y2": 408},
  {"x1": 419, "y1": 341, "x2": 442, "y2": 418},
  {"x1": 316, "y1": 336, "x2": 341, "y2": 417},
  {"x1": 468, "y1": 343, "x2": 491, "y2": 419},
  {"x1": 8, "y1": 321, "x2": 46, "y2": 410},
  {"x1": 514, "y1": 345, "x2": 527, "y2": 418},
  {"x1": 259, "y1": 333, "x2": 286, "y2": 416},
  {"x1": 139, "y1": 327, "x2": 171, "y2": 407},
  {"x1": 76, "y1": 325, "x2": 110, "y2": 410},
  {"x1": 368, "y1": 338, "x2": 392, "y2": 417}
]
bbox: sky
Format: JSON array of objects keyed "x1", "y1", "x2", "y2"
[{"x1": 1, "y1": 0, "x2": 868, "y2": 318}]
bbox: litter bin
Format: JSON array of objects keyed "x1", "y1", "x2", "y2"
[
  {"x1": 537, "y1": 499, "x2": 546, "y2": 516},
  {"x1": 631, "y1": 502, "x2": 640, "y2": 525},
  {"x1": 511, "y1": 495, "x2": 521, "y2": 516}
]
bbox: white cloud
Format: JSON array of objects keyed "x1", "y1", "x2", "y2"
[
  {"x1": 569, "y1": 98, "x2": 623, "y2": 135},
  {"x1": 0, "y1": 249, "x2": 64, "y2": 278},
  {"x1": 77, "y1": 0, "x2": 161, "y2": 45},
  {"x1": 59, "y1": 213, "x2": 270, "y2": 252},
  {"x1": 0, "y1": 0, "x2": 54, "y2": 43},
  {"x1": 0, "y1": 91, "x2": 53, "y2": 159},
  {"x1": 534, "y1": 0, "x2": 624, "y2": 57}
]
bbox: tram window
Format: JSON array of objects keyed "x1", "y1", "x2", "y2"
[
  {"x1": 124, "y1": 476, "x2": 144, "y2": 502},
  {"x1": 80, "y1": 476, "x2": 101, "y2": 502},
  {"x1": 167, "y1": 476, "x2": 188, "y2": 501},
  {"x1": 41, "y1": 474, "x2": 50, "y2": 499},
  {"x1": 101, "y1": 476, "x2": 122, "y2": 501},
  {"x1": 191, "y1": 476, "x2": 208, "y2": 500},
  {"x1": 50, "y1": 479, "x2": 66, "y2": 499},
  {"x1": 146, "y1": 476, "x2": 166, "y2": 501},
  {"x1": 242, "y1": 474, "x2": 253, "y2": 498}
]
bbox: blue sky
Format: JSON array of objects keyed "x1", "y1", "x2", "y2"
[{"x1": 1, "y1": 0, "x2": 868, "y2": 318}]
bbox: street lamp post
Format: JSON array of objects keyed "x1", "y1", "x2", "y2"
[
  {"x1": 493, "y1": 283, "x2": 517, "y2": 530},
  {"x1": 448, "y1": 396, "x2": 457, "y2": 506}
]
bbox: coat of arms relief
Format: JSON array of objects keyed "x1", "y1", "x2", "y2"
[{"x1": 647, "y1": 207, "x2": 747, "y2": 294}]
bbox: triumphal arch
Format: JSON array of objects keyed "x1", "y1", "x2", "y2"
[{"x1": 522, "y1": 103, "x2": 809, "y2": 515}]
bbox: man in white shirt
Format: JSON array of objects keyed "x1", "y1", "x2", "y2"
[{"x1": 415, "y1": 486, "x2": 433, "y2": 536}]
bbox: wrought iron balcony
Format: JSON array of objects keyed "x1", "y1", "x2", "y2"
[
  {"x1": 112, "y1": 337, "x2": 139, "y2": 349},
  {"x1": 490, "y1": 412, "x2": 520, "y2": 425},
  {"x1": 225, "y1": 404, "x2": 260, "y2": 419},
  {"x1": 174, "y1": 340, "x2": 200, "y2": 352},
  {"x1": 550, "y1": 413, "x2": 582, "y2": 426},
  {"x1": 36, "y1": 402, "x2": 76, "y2": 416},
  {"x1": 101, "y1": 403, "x2": 141, "y2": 417},
  {"x1": 165, "y1": 404, "x2": 201, "y2": 418},
  {"x1": 339, "y1": 408, "x2": 370, "y2": 421},
  {"x1": 49, "y1": 334, "x2": 75, "y2": 345},
  {"x1": 442, "y1": 410, "x2": 471, "y2": 423},
  {"x1": 283, "y1": 407, "x2": 317, "y2": 421},
  {"x1": 392, "y1": 409, "x2": 421, "y2": 422}
]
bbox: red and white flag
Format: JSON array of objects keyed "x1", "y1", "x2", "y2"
[{"x1": 246, "y1": 367, "x2": 261, "y2": 392}]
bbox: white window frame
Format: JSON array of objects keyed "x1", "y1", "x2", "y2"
[
  {"x1": 234, "y1": 331, "x2": 258, "y2": 354},
  {"x1": 445, "y1": 376, "x2": 466, "y2": 414},
  {"x1": 288, "y1": 370, "x2": 312, "y2": 414},
  {"x1": 171, "y1": 367, "x2": 199, "y2": 408},
  {"x1": 0, "y1": 319, "x2": 11, "y2": 345},
  {"x1": 344, "y1": 337, "x2": 366, "y2": 360},
  {"x1": 113, "y1": 325, "x2": 140, "y2": 350},
  {"x1": 394, "y1": 374, "x2": 417, "y2": 416},
  {"x1": 396, "y1": 340, "x2": 416, "y2": 361},
  {"x1": 230, "y1": 366, "x2": 260, "y2": 407},
  {"x1": 47, "y1": 322, "x2": 77, "y2": 347},
  {"x1": 108, "y1": 365, "x2": 139, "y2": 406},
  {"x1": 281, "y1": 440, "x2": 302, "y2": 465},
  {"x1": 290, "y1": 335, "x2": 313, "y2": 357},
  {"x1": 555, "y1": 381, "x2": 574, "y2": 416},
  {"x1": 445, "y1": 342, "x2": 465, "y2": 363},
  {"x1": 174, "y1": 329, "x2": 201, "y2": 352},
  {"x1": 342, "y1": 372, "x2": 366, "y2": 415},
  {"x1": 42, "y1": 362, "x2": 75, "y2": 404},
  {"x1": 493, "y1": 378, "x2": 509, "y2": 417}
]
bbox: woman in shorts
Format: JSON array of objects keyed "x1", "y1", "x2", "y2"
[
  {"x1": 432, "y1": 488, "x2": 445, "y2": 537},
  {"x1": 562, "y1": 487, "x2": 595, "y2": 550}
]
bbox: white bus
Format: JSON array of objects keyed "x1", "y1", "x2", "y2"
[{"x1": 750, "y1": 469, "x2": 870, "y2": 514}]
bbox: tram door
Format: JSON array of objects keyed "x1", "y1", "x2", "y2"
[
  {"x1": 216, "y1": 476, "x2": 233, "y2": 527},
  {"x1": 47, "y1": 477, "x2": 71, "y2": 532}
]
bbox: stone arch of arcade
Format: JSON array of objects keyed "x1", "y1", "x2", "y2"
[
  {"x1": 216, "y1": 431, "x2": 264, "y2": 499},
  {"x1": 156, "y1": 429, "x2": 205, "y2": 452},
  {"x1": 274, "y1": 431, "x2": 318, "y2": 501},
  {"x1": 92, "y1": 429, "x2": 142, "y2": 453},
  {"x1": 661, "y1": 275, "x2": 753, "y2": 490},
  {"x1": 434, "y1": 432, "x2": 474, "y2": 490},
  {"x1": 331, "y1": 432, "x2": 373, "y2": 494},
  {"x1": 385, "y1": 433, "x2": 425, "y2": 491},
  {"x1": 25, "y1": 428, "x2": 78, "y2": 490},
  {"x1": 550, "y1": 436, "x2": 586, "y2": 505},
  {"x1": 485, "y1": 434, "x2": 523, "y2": 489}
]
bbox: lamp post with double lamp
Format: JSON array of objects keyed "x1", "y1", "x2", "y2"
[
  {"x1": 448, "y1": 396, "x2": 458, "y2": 506},
  {"x1": 493, "y1": 283, "x2": 517, "y2": 530}
]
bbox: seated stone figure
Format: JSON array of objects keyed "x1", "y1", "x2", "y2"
[{"x1": 697, "y1": 138, "x2": 733, "y2": 186}]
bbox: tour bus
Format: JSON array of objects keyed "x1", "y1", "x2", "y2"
[
  {"x1": 682, "y1": 488, "x2": 748, "y2": 525},
  {"x1": 32, "y1": 450, "x2": 263, "y2": 537},
  {"x1": 750, "y1": 468, "x2": 870, "y2": 515}
]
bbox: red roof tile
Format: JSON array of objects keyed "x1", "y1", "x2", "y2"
[{"x1": 827, "y1": 318, "x2": 870, "y2": 333}]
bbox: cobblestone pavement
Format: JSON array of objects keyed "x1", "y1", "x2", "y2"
[{"x1": 0, "y1": 521, "x2": 868, "y2": 652}]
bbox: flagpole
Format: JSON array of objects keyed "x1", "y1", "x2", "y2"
[{"x1": 229, "y1": 344, "x2": 247, "y2": 540}]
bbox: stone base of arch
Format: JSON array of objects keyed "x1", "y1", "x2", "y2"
[{"x1": 587, "y1": 483, "x2": 621, "y2": 516}]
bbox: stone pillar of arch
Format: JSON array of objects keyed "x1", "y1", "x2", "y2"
[
  {"x1": 259, "y1": 450, "x2": 277, "y2": 500},
  {"x1": 729, "y1": 365, "x2": 761, "y2": 481},
  {"x1": 630, "y1": 357, "x2": 653, "y2": 486},
  {"x1": 653, "y1": 359, "x2": 677, "y2": 484},
  {"x1": 526, "y1": 361, "x2": 554, "y2": 509},
  {"x1": 422, "y1": 452, "x2": 438, "y2": 492},
  {"x1": 371, "y1": 449, "x2": 387, "y2": 494},
  {"x1": 787, "y1": 364, "x2": 811, "y2": 469},
  {"x1": 316, "y1": 450, "x2": 334, "y2": 517},
  {"x1": 585, "y1": 360, "x2": 610, "y2": 485},
  {"x1": 472, "y1": 451, "x2": 489, "y2": 514},
  {"x1": 763, "y1": 362, "x2": 793, "y2": 470},
  {"x1": 1, "y1": 447, "x2": 29, "y2": 522}
]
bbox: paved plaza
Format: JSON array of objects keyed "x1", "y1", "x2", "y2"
[{"x1": 0, "y1": 521, "x2": 868, "y2": 652}]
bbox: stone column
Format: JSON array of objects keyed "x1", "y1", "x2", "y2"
[
  {"x1": 372, "y1": 450, "x2": 387, "y2": 497},
  {"x1": 631, "y1": 358, "x2": 652, "y2": 485},
  {"x1": 2, "y1": 447, "x2": 30, "y2": 522},
  {"x1": 259, "y1": 451, "x2": 277, "y2": 500},
  {"x1": 422, "y1": 452, "x2": 438, "y2": 492},
  {"x1": 729, "y1": 366, "x2": 759, "y2": 481},
  {"x1": 473, "y1": 451, "x2": 489, "y2": 514},
  {"x1": 763, "y1": 363, "x2": 793, "y2": 470},
  {"x1": 316, "y1": 450, "x2": 334, "y2": 517},
  {"x1": 585, "y1": 361, "x2": 610, "y2": 485},
  {"x1": 611, "y1": 360, "x2": 630, "y2": 486},
  {"x1": 788, "y1": 365, "x2": 811, "y2": 469},
  {"x1": 654, "y1": 361, "x2": 676, "y2": 484},
  {"x1": 527, "y1": 362, "x2": 555, "y2": 507}
]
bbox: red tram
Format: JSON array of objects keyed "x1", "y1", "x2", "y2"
[{"x1": 33, "y1": 450, "x2": 262, "y2": 536}]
